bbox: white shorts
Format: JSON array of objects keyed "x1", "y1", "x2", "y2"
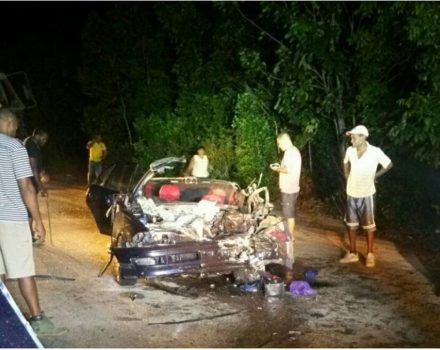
[{"x1": 0, "y1": 221, "x2": 35, "y2": 279}]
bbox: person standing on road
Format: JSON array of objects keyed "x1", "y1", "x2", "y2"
[
  {"x1": 0, "y1": 109, "x2": 65, "y2": 336},
  {"x1": 185, "y1": 146, "x2": 209, "y2": 178},
  {"x1": 86, "y1": 135, "x2": 107, "y2": 187},
  {"x1": 270, "y1": 132, "x2": 302, "y2": 269},
  {"x1": 24, "y1": 128, "x2": 49, "y2": 197},
  {"x1": 24, "y1": 129, "x2": 49, "y2": 244},
  {"x1": 340, "y1": 125, "x2": 393, "y2": 268}
]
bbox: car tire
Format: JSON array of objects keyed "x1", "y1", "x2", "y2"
[
  {"x1": 116, "y1": 274, "x2": 137, "y2": 286},
  {"x1": 114, "y1": 265, "x2": 137, "y2": 286}
]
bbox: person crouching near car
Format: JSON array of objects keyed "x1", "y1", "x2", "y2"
[
  {"x1": 270, "y1": 132, "x2": 302, "y2": 270},
  {"x1": 340, "y1": 125, "x2": 392, "y2": 268},
  {"x1": 0, "y1": 109, "x2": 66, "y2": 336}
]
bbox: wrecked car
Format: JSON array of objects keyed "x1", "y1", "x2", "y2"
[{"x1": 86, "y1": 156, "x2": 288, "y2": 285}]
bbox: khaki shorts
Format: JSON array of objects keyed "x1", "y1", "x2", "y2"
[
  {"x1": 0, "y1": 221, "x2": 35, "y2": 279},
  {"x1": 281, "y1": 192, "x2": 299, "y2": 219}
]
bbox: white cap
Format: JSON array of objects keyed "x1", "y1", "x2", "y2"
[{"x1": 346, "y1": 125, "x2": 369, "y2": 137}]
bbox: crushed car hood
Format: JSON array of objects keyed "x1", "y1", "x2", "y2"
[{"x1": 106, "y1": 156, "x2": 287, "y2": 280}]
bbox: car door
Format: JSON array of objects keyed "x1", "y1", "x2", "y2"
[{"x1": 86, "y1": 163, "x2": 141, "y2": 234}]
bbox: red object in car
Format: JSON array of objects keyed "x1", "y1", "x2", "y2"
[
  {"x1": 228, "y1": 190, "x2": 236, "y2": 205},
  {"x1": 202, "y1": 188, "x2": 226, "y2": 204},
  {"x1": 271, "y1": 230, "x2": 290, "y2": 242},
  {"x1": 144, "y1": 182, "x2": 153, "y2": 198},
  {"x1": 159, "y1": 184, "x2": 180, "y2": 201}
]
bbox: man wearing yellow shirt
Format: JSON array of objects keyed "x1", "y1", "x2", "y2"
[{"x1": 86, "y1": 135, "x2": 107, "y2": 187}]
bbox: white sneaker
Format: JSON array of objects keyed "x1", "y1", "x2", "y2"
[
  {"x1": 366, "y1": 253, "x2": 375, "y2": 267},
  {"x1": 339, "y1": 252, "x2": 359, "y2": 264}
]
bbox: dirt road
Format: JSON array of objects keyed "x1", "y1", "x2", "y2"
[{"x1": 6, "y1": 181, "x2": 440, "y2": 347}]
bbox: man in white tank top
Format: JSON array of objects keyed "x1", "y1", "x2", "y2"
[{"x1": 186, "y1": 146, "x2": 209, "y2": 178}]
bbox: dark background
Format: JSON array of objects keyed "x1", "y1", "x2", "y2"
[
  {"x1": 0, "y1": 2, "x2": 113, "y2": 175},
  {"x1": 1, "y1": 2, "x2": 440, "y2": 244}
]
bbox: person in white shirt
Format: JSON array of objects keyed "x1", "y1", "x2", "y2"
[
  {"x1": 340, "y1": 125, "x2": 393, "y2": 268},
  {"x1": 271, "y1": 133, "x2": 302, "y2": 269},
  {"x1": 185, "y1": 146, "x2": 209, "y2": 178}
]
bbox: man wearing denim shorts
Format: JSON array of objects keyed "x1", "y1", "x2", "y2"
[
  {"x1": 0, "y1": 109, "x2": 65, "y2": 336},
  {"x1": 271, "y1": 133, "x2": 302, "y2": 269},
  {"x1": 339, "y1": 125, "x2": 392, "y2": 267}
]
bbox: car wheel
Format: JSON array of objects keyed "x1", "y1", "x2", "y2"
[
  {"x1": 116, "y1": 274, "x2": 137, "y2": 286},
  {"x1": 114, "y1": 264, "x2": 137, "y2": 286}
]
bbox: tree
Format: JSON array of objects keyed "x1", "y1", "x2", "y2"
[
  {"x1": 233, "y1": 91, "x2": 277, "y2": 187},
  {"x1": 79, "y1": 5, "x2": 174, "y2": 160},
  {"x1": 78, "y1": 2, "x2": 440, "y2": 232}
]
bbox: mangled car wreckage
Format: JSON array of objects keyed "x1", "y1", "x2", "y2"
[{"x1": 86, "y1": 157, "x2": 288, "y2": 285}]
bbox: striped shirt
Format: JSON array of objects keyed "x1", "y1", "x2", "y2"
[{"x1": 0, "y1": 133, "x2": 33, "y2": 222}]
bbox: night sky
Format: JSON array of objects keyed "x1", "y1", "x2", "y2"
[
  {"x1": 0, "y1": 2, "x2": 113, "y2": 54},
  {"x1": 0, "y1": 2, "x2": 116, "y2": 163}
]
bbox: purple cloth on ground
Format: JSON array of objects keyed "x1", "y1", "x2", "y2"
[
  {"x1": 289, "y1": 280, "x2": 316, "y2": 296},
  {"x1": 304, "y1": 269, "x2": 319, "y2": 285}
]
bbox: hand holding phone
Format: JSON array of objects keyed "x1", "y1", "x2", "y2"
[{"x1": 270, "y1": 163, "x2": 280, "y2": 170}]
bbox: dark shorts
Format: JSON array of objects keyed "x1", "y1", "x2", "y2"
[
  {"x1": 281, "y1": 192, "x2": 299, "y2": 219},
  {"x1": 345, "y1": 195, "x2": 376, "y2": 231}
]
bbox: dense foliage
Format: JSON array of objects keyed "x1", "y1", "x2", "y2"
[
  {"x1": 75, "y1": 2, "x2": 440, "y2": 231},
  {"x1": 3, "y1": 2, "x2": 439, "y2": 232}
]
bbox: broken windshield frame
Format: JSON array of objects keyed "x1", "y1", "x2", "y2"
[{"x1": 131, "y1": 156, "x2": 187, "y2": 198}]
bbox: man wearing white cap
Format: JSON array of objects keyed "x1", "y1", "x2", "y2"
[{"x1": 340, "y1": 125, "x2": 392, "y2": 267}]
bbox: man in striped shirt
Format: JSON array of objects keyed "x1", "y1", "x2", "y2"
[
  {"x1": 0, "y1": 109, "x2": 65, "y2": 336},
  {"x1": 339, "y1": 125, "x2": 393, "y2": 268}
]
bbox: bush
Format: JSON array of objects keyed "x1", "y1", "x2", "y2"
[{"x1": 233, "y1": 91, "x2": 278, "y2": 190}]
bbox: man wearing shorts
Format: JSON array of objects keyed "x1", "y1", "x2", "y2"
[
  {"x1": 340, "y1": 125, "x2": 393, "y2": 267},
  {"x1": 0, "y1": 109, "x2": 65, "y2": 336},
  {"x1": 271, "y1": 132, "x2": 302, "y2": 269}
]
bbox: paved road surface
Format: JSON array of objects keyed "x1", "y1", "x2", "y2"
[{"x1": 5, "y1": 181, "x2": 440, "y2": 347}]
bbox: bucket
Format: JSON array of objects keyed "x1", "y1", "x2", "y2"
[{"x1": 264, "y1": 282, "x2": 285, "y2": 297}]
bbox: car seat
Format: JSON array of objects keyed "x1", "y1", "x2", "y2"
[
  {"x1": 158, "y1": 184, "x2": 180, "y2": 202},
  {"x1": 143, "y1": 182, "x2": 153, "y2": 198},
  {"x1": 202, "y1": 188, "x2": 226, "y2": 204},
  {"x1": 228, "y1": 190, "x2": 236, "y2": 205}
]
